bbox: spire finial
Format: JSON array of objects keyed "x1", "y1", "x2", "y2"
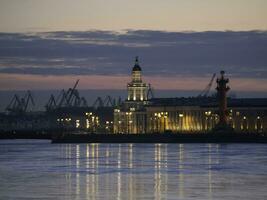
[{"x1": 135, "y1": 56, "x2": 139, "y2": 65}]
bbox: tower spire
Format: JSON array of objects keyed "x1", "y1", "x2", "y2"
[
  {"x1": 132, "y1": 56, "x2": 141, "y2": 72},
  {"x1": 135, "y1": 56, "x2": 139, "y2": 65}
]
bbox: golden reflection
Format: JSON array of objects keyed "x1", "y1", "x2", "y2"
[
  {"x1": 164, "y1": 145, "x2": 168, "y2": 196},
  {"x1": 154, "y1": 144, "x2": 162, "y2": 200},
  {"x1": 129, "y1": 144, "x2": 133, "y2": 169},
  {"x1": 208, "y1": 144, "x2": 212, "y2": 200},
  {"x1": 178, "y1": 144, "x2": 184, "y2": 198},
  {"x1": 128, "y1": 144, "x2": 134, "y2": 200},
  {"x1": 63, "y1": 143, "x2": 224, "y2": 199},
  {"x1": 105, "y1": 145, "x2": 109, "y2": 166},
  {"x1": 117, "y1": 144, "x2": 122, "y2": 200},
  {"x1": 65, "y1": 144, "x2": 72, "y2": 196},
  {"x1": 96, "y1": 144, "x2": 99, "y2": 198},
  {"x1": 75, "y1": 145, "x2": 80, "y2": 199},
  {"x1": 84, "y1": 144, "x2": 99, "y2": 200},
  {"x1": 86, "y1": 144, "x2": 90, "y2": 197}
]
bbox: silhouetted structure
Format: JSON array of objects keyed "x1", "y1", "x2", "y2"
[
  {"x1": 215, "y1": 71, "x2": 231, "y2": 130},
  {"x1": 6, "y1": 91, "x2": 35, "y2": 115}
]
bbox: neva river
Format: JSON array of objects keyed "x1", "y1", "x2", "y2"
[{"x1": 0, "y1": 140, "x2": 267, "y2": 200}]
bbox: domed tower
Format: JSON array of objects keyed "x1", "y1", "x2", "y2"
[{"x1": 127, "y1": 57, "x2": 149, "y2": 101}]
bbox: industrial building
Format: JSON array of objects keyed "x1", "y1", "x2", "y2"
[{"x1": 114, "y1": 58, "x2": 267, "y2": 134}]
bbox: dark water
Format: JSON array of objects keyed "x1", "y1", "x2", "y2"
[{"x1": 0, "y1": 140, "x2": 267, "y2": 200}]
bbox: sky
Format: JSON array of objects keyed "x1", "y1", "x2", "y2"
[
  {"x1": 0, "y1": 0, "x2": 267, "y2": 96},
  {"x1": 1, "y1": 0, "x2": 267, "y2": 32}
]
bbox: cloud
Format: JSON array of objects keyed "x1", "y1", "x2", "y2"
[
  {"x1": 0, "y1": 30, "x2": 267, "y2": 79},
  {"x1": 1, "y1": 73, "x2": 267, "y2": 93}
]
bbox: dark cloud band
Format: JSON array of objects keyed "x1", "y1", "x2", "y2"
[{"x1": 0, "y1": 30, "x2": 267, "y2": 78}]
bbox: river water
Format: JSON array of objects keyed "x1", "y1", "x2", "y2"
[{"x1": 0, "y1": 140, "x2": 267, "y2": 200}]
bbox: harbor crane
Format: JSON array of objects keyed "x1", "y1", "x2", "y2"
[
  {"x1": 198, "y1": 73, "x2": 216, "y2": 97},
  {"x1": 45, "y1": 80, "x2": 88, "y2": 111},
  {"x1": 147, "y1": 84, "x2": 154, "y2": 99},
  {"x1": 45, "y1": 94, "x2": 57, "y2": 111},
  {"x1": 93, "y1": 96, "x2": 116, "y2": 108},
  {"x1": 6, "y1": 91, "x2": 35, "y2": 114}
]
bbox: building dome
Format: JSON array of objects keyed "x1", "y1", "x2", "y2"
[{"x1": 132, "y1": 56, "x2": 142, "y2": 71}]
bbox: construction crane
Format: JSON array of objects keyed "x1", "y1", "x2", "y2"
[
  {"x1": 22, "y1": 91, "x2": 35, "y2": 112},
  {"x1": 45, "y1": 80, "x2": 88, "y2": 111},
  {"x1": 56, "y1": 80, "x2": 83, "y2": 108},
  {"x1": 65, "y1": 79, "x2": 80, "y2": 106},
  {"x1": 147, "y1": 84, "x2": 154, "y2": 99},
  {"x1": 198, "y1": 73, "x2": 216, "y2": 97},
  {"x1": 93, "y1": 97, "x2": 104, "y2": 108},
  {"x1": 116, "y1": 97, "x2": 122, "y2": 106},
  {"x1": 92, "y1": 96, "x2": 117, "y2": 108},
  {"x1": 45, "y1": 94, "x2": 57, "y2": 111},
  {"x1": 6, "y1": 91, "x2": 35, "y2": 114},
  {"x1": 103, "y1": 96, "x2": 115, "y2": 107}
]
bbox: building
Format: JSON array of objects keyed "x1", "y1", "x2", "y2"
[
  {"x1": 114, "y1": 58, "x2": 267, "y2": 134},
  {"x1": 114, "y1": 57, "x2": 150, "y2": 134}
]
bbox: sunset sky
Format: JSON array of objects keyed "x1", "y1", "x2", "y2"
[{"x1": 0, "y1": 0, "x2": 267, "y2": 94}]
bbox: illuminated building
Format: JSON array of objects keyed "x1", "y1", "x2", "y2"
[
  {"x1": 114, "y1": 57, "x2": 150, "y2": 134},
  {"x1": 127, "y1": 56, "x2": 149, "y2": 102},
  {"x1": 113, "y1": 59, "x2": 267, "y2": 134}
]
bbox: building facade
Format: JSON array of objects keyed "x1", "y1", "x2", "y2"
[
  {"x1": 114, "y1": 57, "x2": 149, "y2": 134},
  {"x1": 114, "y1": 59, "x2": 267, "y2": 134}
]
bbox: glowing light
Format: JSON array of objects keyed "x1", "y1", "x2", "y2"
[
  {"x1": 76, "y1": 120, "x2": 80, "y2": 128},
  {"x1": 86, "y1": 119, "x2": 90, "y2": 129}
]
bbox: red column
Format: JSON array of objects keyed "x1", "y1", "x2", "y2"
[{"x1": 216, "y1": 71, "x2": 230, "y2": 127}]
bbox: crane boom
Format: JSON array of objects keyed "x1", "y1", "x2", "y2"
[
  {"x1": 66, "y1": 79, "x2": 80, "y2": 106},
  {"x1": 198, "y1": 73, "x2": 216, "y2": 97}
]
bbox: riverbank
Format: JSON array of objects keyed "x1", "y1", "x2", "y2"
[{"x1": 1, "y1": 130, "x2": 267, "y2": 143}]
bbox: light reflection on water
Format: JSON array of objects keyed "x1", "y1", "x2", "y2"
[{"x1": 0, "y1": 140, "x2": 267, "y2": 199}]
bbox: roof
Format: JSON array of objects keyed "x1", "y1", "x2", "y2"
[
  {"x1": 147, "y1": 97, "x2": 267, "y2": 108},
  {"x1": 132, "y1": 56, "x2": 142, "y2": 71}
]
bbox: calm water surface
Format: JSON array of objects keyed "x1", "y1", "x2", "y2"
[{"x1": 0, "y1": 140, "x2": 267, "y2": 200}]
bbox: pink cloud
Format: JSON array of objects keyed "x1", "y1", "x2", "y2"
[{"x1": 0, "y1": 73, "x2": 267, "y2": 92}]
